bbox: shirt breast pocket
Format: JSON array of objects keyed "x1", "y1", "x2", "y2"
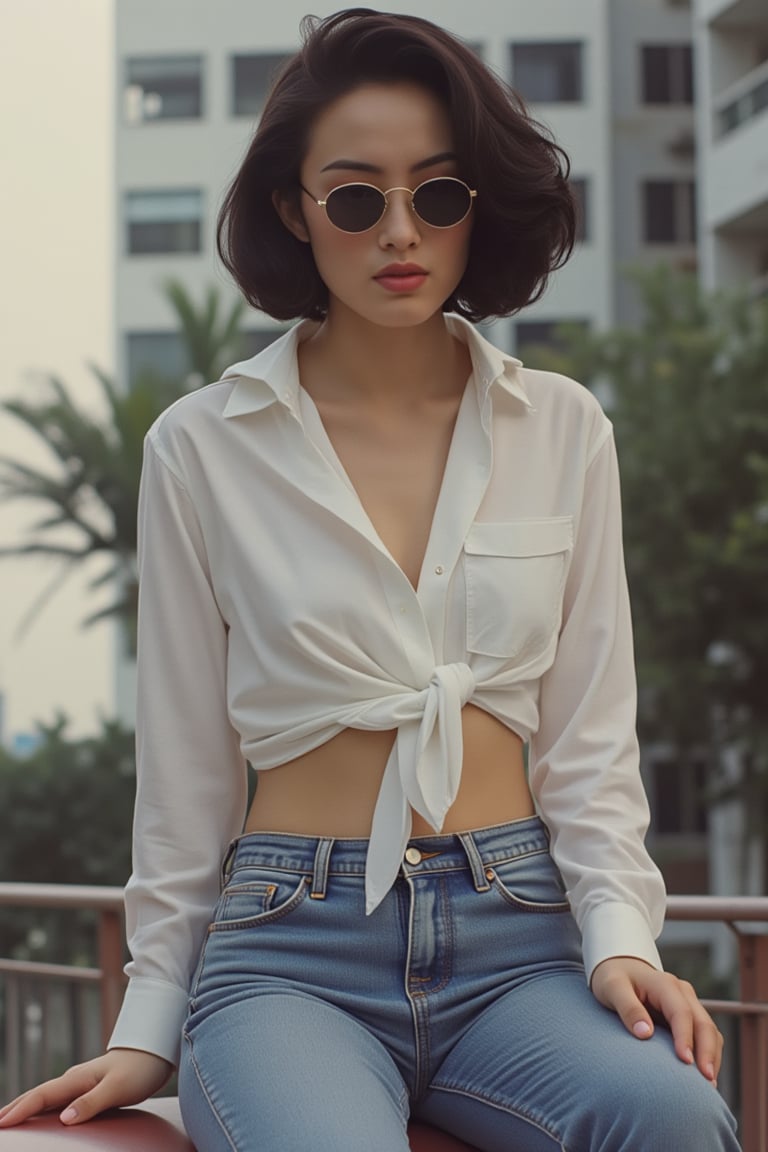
[{"x1": 464, "y1": 518, "x2": 573, "y2": 661}]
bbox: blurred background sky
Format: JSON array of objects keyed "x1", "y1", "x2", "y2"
[{"x1": 0, "y1": 0, "x2": 114, "y2": 742}]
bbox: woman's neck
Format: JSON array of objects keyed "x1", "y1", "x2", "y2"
[{"x1": 298, "y1": 308, "x2": 470, "y2": 408}]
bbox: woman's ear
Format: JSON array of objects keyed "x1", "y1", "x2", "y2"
[{"x1": 272, "y1": 190, "x2": 311, "y2": 243}]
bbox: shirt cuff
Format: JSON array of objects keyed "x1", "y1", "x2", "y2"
[
  {"x1": 580, "y1": 901, "x2": 663, "y2": 986},
  {"x1": 107, "y1": 976, "x2": 189, "y2": 1067}
]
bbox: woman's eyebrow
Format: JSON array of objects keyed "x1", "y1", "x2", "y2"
[{"x1": 319, "y1": 151, "x2": 457, "y2": 174}]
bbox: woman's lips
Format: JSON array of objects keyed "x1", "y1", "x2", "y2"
[{"x1": 374, "y1": 264, "x2": 428, "y2": 293}]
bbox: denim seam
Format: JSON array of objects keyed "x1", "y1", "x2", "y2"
[
  {"x1": 183, "y1": 1030, "x2": 240, "y2": 1152},
  {"x1": 189, "y1": 931, "x2": 214, "y2": 1002},
  {"x1": 403, "y1": 872, "x2": 423, "y2": 1099},
  {"x1": 425, "y1": 875, "x2": 454, "y2": 996},
  {"x1": 401, "y1": 845, "x2": 551, "y2": 880},
  {"x1": 207, "y1": 877, "x2": 308, "y2": 932},
  {"x1": 481, "y1": 845, "x2": 550, "y2": 865},
  {"x1": 485, "y1": 873, "x2": 571, "y2": 915},
  {"x1": 427, "y1": 1082, "x2": 567, "y2": 1151}
]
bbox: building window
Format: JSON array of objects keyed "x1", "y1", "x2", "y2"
[
  {"x1": 641, "y1": 45, "x2": 693, "y2": 105},
  {"x1": 125, "y1": 190, "x2": 203, "y2": 255},
  {"x1": 510, "y1": 42, "x2": 583, "y2": 103},
  {"x1": 719, "y1": 75, "x2": 768, "y2": 136},
  {"x1": 515, "y1": 318, "x2": 590, "y2": 357},
  {"x1": 232, "y1": 53, "x2": 290, "y2": 118},
  {"x1": 241, "y1": 329, "x2": 285, "y2": 357},
  {"x1": 124, "y1": 56, "x2": 203, "y2": 123},
  {"x1": 642, "y1": 180, "x2": 696, "y2": 244},
  {"x1": 127, "y1": 332, "x2": 188, "y2": 387},
  {"x1": 127, "y1": 328, "x2": 283, "y2": 388},
  {"x1": 649, "y1": 755, "x2": 708, "y2": 837},
  {"x1": 570, "y1": 178, "x2": 590, "y2": 243}
]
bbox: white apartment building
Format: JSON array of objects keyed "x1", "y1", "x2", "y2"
[
  {"x1": 693, "y1": 0, "x2": 768, "y2": 292},
  {"x1": 114, "y1": 0, "x2": 698, "y2": 400},
  {"x1": 609, "y1": 0, "x2": 698, "y2": 322}
]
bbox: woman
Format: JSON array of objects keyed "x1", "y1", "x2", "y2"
[{"x1": 0, "y1": 9, "x2": 740, "y2": 1150}]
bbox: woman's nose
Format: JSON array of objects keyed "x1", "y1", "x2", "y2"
[{"x1": 378, "y1": 189, "x2": 421, "y2": 249}]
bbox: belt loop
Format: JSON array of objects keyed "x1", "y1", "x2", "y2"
[
  {"x1": 310, "y1": 837, "x2": 335, "y2": 899},
  {"x1": 221, "y1": 839, "x2": 238, "y2": 886},
  {"x1": 458, "y1": 831, "x2": 491, "y2": 892}
]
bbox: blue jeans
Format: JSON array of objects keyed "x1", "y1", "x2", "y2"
[{"x1": 179, "y1": 816, "x2": 739, "y2": 1151}]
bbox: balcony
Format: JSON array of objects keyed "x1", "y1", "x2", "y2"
[
  {"x1": 704, "y1": 0, "x2": 768, "y2": 29},
  {"x1": 716, "y1": 57, "x2": 768, "y2": 137},
  {"x1": 0, "y1": 885, "x2": 766, "y2": 1150}
]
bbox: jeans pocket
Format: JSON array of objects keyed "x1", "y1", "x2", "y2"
[
  {"x1": 486, "y1": 849, "x2": 571, "y2": 913},
  {"x1": 209, "y1": 865, "x2": 309, "y2": 932}
]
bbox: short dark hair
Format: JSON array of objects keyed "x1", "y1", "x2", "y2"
[{"x1": 217, "y1": 8, "x2": 575, "y2": 322}]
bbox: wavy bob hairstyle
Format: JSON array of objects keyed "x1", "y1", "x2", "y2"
[{"x1": 217, "y1": 8, "x2": 575, "y2": 323}]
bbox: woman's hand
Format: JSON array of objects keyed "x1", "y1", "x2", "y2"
[
  {"x1": 0, "y1": 1048, "x2": 173, "y2": 1127},
  {"x1": 591, "y1": 956, "x2": 723, "y2": 1086}
]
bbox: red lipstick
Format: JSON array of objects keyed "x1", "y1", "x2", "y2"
[{"x1": 374, "y1": 263, "x2": 428, "y2": 293}]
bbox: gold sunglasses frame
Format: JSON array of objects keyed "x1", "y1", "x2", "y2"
[{"x1": 300, "y1": 177, "x2": 477, "y2": 233}]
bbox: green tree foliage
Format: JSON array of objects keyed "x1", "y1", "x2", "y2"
[
  {"x1": 162, "y1": 278, "x2": 247, "y2": 384},
  {"x1": 0, "y1": 717, "x2": 135, "y2": 964},
  {"x1": 0, "y1": 280, "x2": 247, "y2": 648},
  {"x1": 0, "y1": 365, "x2": 165, "y2": 647},
  {"x1": 528, "y1": 269, "x2": 768, "y2": 876},
  {"x1": 0, "y1": 280, "x2": 248, "y2": 965}
]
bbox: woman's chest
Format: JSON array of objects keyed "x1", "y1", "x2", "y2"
[
  {"x1": 195, "y1": 412, "x2": 581, "y2": 676},
  {"x1": 316, "y1": 404, "x2": 460, "y2": 591}
]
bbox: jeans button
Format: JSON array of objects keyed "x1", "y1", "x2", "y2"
[{"x1": 405, "y1": 847, "x2": 422, "y2": 865}]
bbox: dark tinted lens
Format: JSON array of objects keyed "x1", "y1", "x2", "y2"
[
  {"x1": 413, "y1": 178, "x2": 471, "y2": 227},
  {"x1": 326, "y1": 184, "x2": 385, "y2": 232}
]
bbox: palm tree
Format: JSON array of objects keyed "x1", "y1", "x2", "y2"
[
  {"x1": 0, "y1": 280, "x2": 247, "y2": 649},
  {"x1": 162, "y1": 278, "x2": 247, "y2": 384}
]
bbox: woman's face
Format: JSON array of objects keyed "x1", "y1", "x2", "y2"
[{"x1": 278, "y1": 81, "x2": 474, "y2": 329}]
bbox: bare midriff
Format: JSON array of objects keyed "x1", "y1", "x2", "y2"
[{"x1": 244, "y1": 703, "x2": 534, "y2": 839}]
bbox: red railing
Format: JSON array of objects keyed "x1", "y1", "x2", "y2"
[
  {"x1": 666, "y1": 896, "x2": 768, "y2": 1152},
  {"x1": 0, "y1": 884, "x2": 124, "y2": 1097},
  {"x1": 0, "y1": 885, "x2": 766, "y2": 1150}
]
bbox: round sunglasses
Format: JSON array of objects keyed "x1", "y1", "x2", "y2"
[{"x1": 300, "y1": 176, "x2": 477, "y2": 233}]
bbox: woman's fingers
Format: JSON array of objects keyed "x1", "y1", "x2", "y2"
[
  {"x1": 0, "y1": 1064, "x2": 101, "y2": 1126},
  {"x1": 642, "y1": 973, "x2": 722, "y2": 1083},
  {"x1": 680, "y1": 980, "x2": 724, "y2": 1083},
  {"x1": 57, "y1": 1076, "x2": 123, "y2": 1125},
  {"x1": 591, "y1": 958, "x2": 658, "y2": 1040},
  {"x1": 0, "y1": 1049, "x2": 172, "y2": 1127},
  {"x1": 591, "y1": 957, "x2": 722, "y2": 1084}
]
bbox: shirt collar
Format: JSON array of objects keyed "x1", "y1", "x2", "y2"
[{"x1": 220, "y1": 314, "x2": 532, "y2": 419}]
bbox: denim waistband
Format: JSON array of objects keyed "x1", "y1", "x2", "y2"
[{"x1": 222, "y1": 815, "x2": 551, "y2": 898}]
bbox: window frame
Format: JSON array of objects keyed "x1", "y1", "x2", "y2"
[
  {"x1": 569, "y1": 177, "x2": 590, "y2": 244},
  {"x1": 642, "y1": 179, "x2": 696, "y2": 245},
  {"x1": 640, "y1": 43, "x2": 694, "y2": 106},
  {"x1": 514, "y1": 318, "x2": 591, "y2": 357},
  {"x1": 509, "y1": 40, "x2": 584, "y2": 104},
  {"x1": 123, "y1": 54, "x2": 204, "y2": 124},
  {"x1": 230, "y1": 52, "x2": 291, "y2": 119},
  {"x1": 124, "y1": 188, "x2": 204, "y2": 256}
]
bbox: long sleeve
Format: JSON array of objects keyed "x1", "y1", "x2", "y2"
[
  {"x1": 107, "y1": 431, "x2": 247, "y2": 1066},
  {"x1": 529, "y1": 428, "x2": 665, "y2": 984}
]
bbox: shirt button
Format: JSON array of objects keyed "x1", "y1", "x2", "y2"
[
  {"x1": 399, "y1": 606, "x2": 407, "y2": 614},
  {"x1": 405, "y1": 847, "x2": 422, "y2": 865},
  {"x1": 434, "y1": 565, "x2": 444, "y2": 575}
]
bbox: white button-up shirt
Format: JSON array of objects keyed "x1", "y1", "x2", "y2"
[{"x1": 108, "y1": 315, "x2": 665, "y2": 1065}]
